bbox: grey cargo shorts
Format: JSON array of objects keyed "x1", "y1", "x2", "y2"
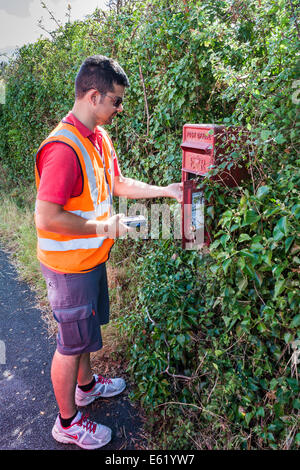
[{"x1": 40, "y1": 262, "x2": 109, "y2": 356}]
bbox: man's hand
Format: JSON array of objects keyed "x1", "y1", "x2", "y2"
[
  {"x1": 164, "y1": 182, "x2": 183, "y2": 203},
  {"x1": 99, "y1": 213, "x2": 133, "y2": 239},
  {"x1": 35, "y1": 200, "x2": 132, "y2": 239}
]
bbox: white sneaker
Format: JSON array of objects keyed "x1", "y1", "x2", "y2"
[
  {"x1": 52, "y1": 411, "x2": 111, "y2": 450},
  {"x1": 75, "y1": 374, "x2": 126, "y2": 407}
]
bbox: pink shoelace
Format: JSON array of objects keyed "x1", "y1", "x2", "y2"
[
  {"x1": 77, "y1": 413, "x2": 97, "y2": 434},
  {"x1": 96, "y1": 375, "x2": 112, "y2": 385}
]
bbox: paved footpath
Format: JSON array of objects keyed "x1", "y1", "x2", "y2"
[{"x1": 0, "y1": 247, "x2": 146, "y2": 451}]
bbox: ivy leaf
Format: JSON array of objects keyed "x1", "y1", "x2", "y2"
[
  {"x1": 245, "y1": 412, "x2": 253, "y2": 426},
  {"x1": 222, "y1": 258, "x2": 232, "y2": 274},
  {"x1": 272, "y1": 264, "x2": 285, "y2": 278},
  {"x1": 243, "y1": 262, "x2": 256, "y2": 279},
  {"x1": 273, "y1": 227, "x2": 284, "y2": 241},
  {"x1": 289, "y1": 314, "x2": 300, "y2": 328},
  {"x1": 273, "y1": 279, "x2": 285, "y2": 298},
  {"x1": 230, "y1": 223, "x2": 240, "y2": 232},
  {"x1": 207, "y1": 206, "x2": 215, "y2": 219},
  {"x1": 210, "y1": 264, "x2": 219, "y2": 274},
  {"x1": 238, "y1": 276, "x2": 248, "y2": 292},
  {"x1": 278, "y1": 216, "x2": 288, "y2": 235},
  {"x1": 284, "y1": 332, "x2": 294, "y2": 344},
  {"x1": 285, "y1": 236, "x2": 294, "y2": 254},
  {"x1": 251, "y1": 242, "x2": 264, "y2": 252},
  {"x1": 261, "y1": 130, "x2": 271, "y2": 141},
  {"x1": 256, "y1": 185, "x2": 270, "y2": 200},
  {"x1": 274, "y1": 216, "x2": 288, "y2": 237},
  {"x1": 274, "y1": 133, "x2": 286, "y2": 144},
  {"x1": 291, "y1": 204, "x2": 300, "y2": 219},
  {"x1": 262, "y1": 250, "x2": 272, "y2": 266},
  {"x1": 257, "y1": 322, "x2": 267, "y2": 333},
  {"x1": 254, "y1": 271, "x2": 263, "y2": 286},
  {"x1": 242, "y1": 209, "x2": 261, "y2": 226},
  {"x1": 240, "y1": 250, "x2": 259, "y2": 265},
  {"x1": 215, "y1": 350, "x2": 223, "y2": 357},
  {"x1": 220, "y1": 233, "x2": 230, "y2": 247},
  {"x1": 293, "y1": 399, "x2": 300, "y2": 409},
  {"x1": 273, "y1": 216, "x2": 288, "y2": 241},
  {"x1": 256, "y1": 407, "x2": 265, "y2": 417},
  {"x1": 238, "y1": 233, "x2": 252, "y2": 242},
  {"x1": 209, "y1": 239, "x2": 221, "y2": 251},
  {"x1": 264, "y1": 206, "x2": 281, "y2": 218},
  {"x1": 176, "y1": 334, "x2": 186, "y2": 346}
]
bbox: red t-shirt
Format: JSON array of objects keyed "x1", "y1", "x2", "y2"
[{"x1": 36, "y1": 112, "x2": 120, "y2": 205}]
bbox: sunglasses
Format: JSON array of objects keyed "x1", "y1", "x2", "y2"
[{"x1": 100, "y1": 92, "x2": 123, "y2": 108}]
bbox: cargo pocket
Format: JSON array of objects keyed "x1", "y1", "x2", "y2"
[{"x1": 53, "y1": 303, "x2": 96, "y2": 348}]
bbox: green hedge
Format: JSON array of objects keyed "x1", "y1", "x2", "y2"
[
  {"x1": 118, "y1": 161, "x2": 299, "y2": 449},
  {"x1": 0, "y1": 0, "x2": 299, "y2": 449}
]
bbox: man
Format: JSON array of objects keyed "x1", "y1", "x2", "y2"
[{"x1": 35, "y1": 55, "x2": 182, "y2": 450}]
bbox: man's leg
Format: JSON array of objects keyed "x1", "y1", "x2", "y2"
[
  {"x1": 77, "y1": 352, "x2": 94, "y2": 387},
  {"x1": 51, "y1": 348, "x2": 112, "y2": 449},
  {"x1": 51, "y1": 348, "x2": 80, "y2": 419}
]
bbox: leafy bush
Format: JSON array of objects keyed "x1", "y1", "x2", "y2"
[
  {"x1": 114, "y1": 0, "x2": 300, "y2": 449},
  {"x1": 0, "y1": 0, "x2": 299, "y2": 449}
]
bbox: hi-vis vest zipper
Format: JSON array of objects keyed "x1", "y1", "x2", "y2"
[{"x1": 34, "y1": 120, "x2": 115, "y2": 273}]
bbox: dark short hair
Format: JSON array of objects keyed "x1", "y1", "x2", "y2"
[{"x1": 75, "y1": 55, "x2": 130, "y2": 99}]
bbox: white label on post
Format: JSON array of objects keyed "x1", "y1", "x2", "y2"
[{"x1": 192, "y1": 192, "x2": 204, "y2": 231}]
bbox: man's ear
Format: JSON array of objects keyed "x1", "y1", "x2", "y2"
[{"x1": 87, "y1": 89, "x2": 98, "y2": 105}]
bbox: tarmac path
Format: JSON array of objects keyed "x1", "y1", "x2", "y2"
[{"x1": 0, "y1": 247, "x2": 146, "y2": 451}]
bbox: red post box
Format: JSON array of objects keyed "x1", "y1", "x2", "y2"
[{"x1": 181, "y1": 124, "x2": 248, "y2": 250}]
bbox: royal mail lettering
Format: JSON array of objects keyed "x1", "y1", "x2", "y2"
[{"x1": 185, "y1": 128, "x2": 212, "y2": 142}]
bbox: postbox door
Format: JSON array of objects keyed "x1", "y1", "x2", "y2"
[{"x1": 182, "y1": 180, "x2": 209, "y2": 250}]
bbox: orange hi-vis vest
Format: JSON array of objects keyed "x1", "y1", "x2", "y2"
[{"x1": 35, "y1": 120, "x2": 115, "y2": 273}]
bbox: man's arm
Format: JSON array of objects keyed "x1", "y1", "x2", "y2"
[
  {"x1": 113, "y1": 175, "x2": 183, "y2": 203},
  {"x1": 35, "y1": 200, "x2": 130, "y2": 238}
]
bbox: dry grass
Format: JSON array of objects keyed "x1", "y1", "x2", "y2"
[{"x1": 0, "y1": 180, "x2": 55, "y2": 334}]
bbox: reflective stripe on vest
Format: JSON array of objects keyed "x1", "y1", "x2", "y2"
[
  {"x1": 48, "y1": 127, "x2": 113, "y2": 218},
  {"x1": 35, "y1": 198, "x2": 111, "y2": 220},
  {"x1": 67, "y1": 200, "x2": 111, "y2": 220},
  {"x1": 38, "y1": 236, "x2": 106, "y2": 252},
  {"x1": 49, "y1": 128, "x2": 99, "y2": 209}
]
